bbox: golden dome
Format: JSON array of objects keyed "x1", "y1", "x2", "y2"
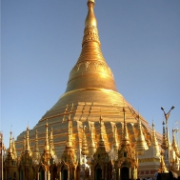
[
  {"x1": 16, "y1": 0, "x2": 153, "y2": 159},
  {"x1": 39, "y1": 0, "x2": 149, "y2": 129}
]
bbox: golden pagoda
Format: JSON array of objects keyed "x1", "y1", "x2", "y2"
[
  {"x1": 5, "y1": 0, "x2": 178, "y2": 180},
  {"x1": 4, "y1": 132, "x2": 19, "y2": 180},
  {"x1": 151, "y1": 122, "x2": 160, "y2": 157},
  {"x1": 170, "y1": 129, "x2": 180, "y2": 177},
  {"x1": 158, "y1": 151, "x2": 168, "y2": 173},
  {"x1": 60, "y1": 118, "x2": 78, "y2": 180},
  {"x1": 135, "y1": 114, "x2": 149, "y2": 155},
  {"x1": 16, "y1": 0, "x2": 153, "y2": 160},
  {"x1": 172, "y1": 129, "x2": 180, "y2": 158},
  {"x1": 32, "y1": 129, "x2": 41, "y2": 164},
  {"x1": 116, "y1": 108, "x2": 138, "y2": 180},
  {"x1": 90, "y1": 116, "x2": 111, "y2": 180}
]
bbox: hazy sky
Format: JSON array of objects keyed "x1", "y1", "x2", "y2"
[{"x1": 1, "y1": 0, "x2": 180, "y2": 148}]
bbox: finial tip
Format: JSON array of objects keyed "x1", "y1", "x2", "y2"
[
  {"x1": 152, "y1": 122, "x2": 155, "y2": 128},
  {"x1": 88, "y1": 0, "x2": 95, "y2": 3}
]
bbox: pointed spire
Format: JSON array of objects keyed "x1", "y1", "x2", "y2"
[
  {"x1": 98, "y1": 115, "x2": 105, "y2": 148},
  {"x1": 118, "y1": 108, "x2": 136, "y2": 162},
  {"x1": 158, "y1": 151, "x2": 168, "y2": 173},
  {"x1": 8, "y1": 131, "x2": 13, "y2": 155},
  {"x1": 41, "y1": 122, "x2": 55, "y2": 166},
  {"x1": 12, "y1": 137, "x2": 17, "y2": 159},
  {"x1": 151, "y1": 122, "x2": 160, "y2": 156},
  {"x1": 65, "y1": 0, "x2": 116, "y2": 93},
  {"x1": 88, "y1": 0, "x2": 95, "y2": 3},
  {"x1": 49, "y1": 127, "x2": 55, "y2": 156},
  {"x1": 61, "y1": 118, "x2": 77, "y2": 165},
  {"x1": 26, "y1": 126, "x2": 32, "y2": 155},
  {"x1": 32, "y1": 129, "x2": 40, "y2": 162},
  {"x1": 113, "y1": 125, "x2": 119, "y2": 151},
  {"x1": 172, "y1": 129, "x2": 179, "y2": 153},
  {"x1": 7, "y1": 131, "x2": 16, "y2": 161},
  {"x1": 66, "y1": 118, "x2": 73, "y2": 147},
  {"x1": 121, "y1": 108, "x2": 130, "y2": 145},
  {"x1": 85, "y1": 0, "x2": 97, "y2": 29},
  {"x1": 161, "y1": 121, "x2": 168, "y2": 150},
  {"x1": 64, "y1": 103, "x2": 74, "y2": 148},
  {"x1": 81, "y1": 125, "x2": 89, "y2": 156},
  {"x1": 135, "y1": 114, "x2": 148, "y2": 155},
  {"x1": 44, "y1": 122, "x2": 50, "y2": 153},
  {"x1": 83, "y1": 0, "x2": 99, "y2": 47}
]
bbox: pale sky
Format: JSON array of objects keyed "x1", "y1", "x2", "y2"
[{"x1": 1, "y1": 0, "x2": 180, "y2": 148}]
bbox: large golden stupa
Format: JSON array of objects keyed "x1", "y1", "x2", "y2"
[
  {"x1": 16, "y1": 0, "x2": 153, "y2": 157},
  {"x1": 4, "y1": 1, "x2": 180, "y2": 180}
]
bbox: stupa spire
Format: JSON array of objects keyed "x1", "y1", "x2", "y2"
[
  {"x1": 83, "y1": 0, "x2": 99, "y2": 46},
  {"x1": 158, "y1": 151, "x2": 168, "y2": 173},
  {"x1": 122, "y1": 108, "x2": 130, "y2": 145},
  {"x1": 26, "y1": 126, "x2": 32, "y2": 155},
  {"x1": 61, "y1": 117, "x2": 77, "y2": 168},
  {"x1": 49, "y1": 127, "x2": 55, "y2": 156},
  {"x1": 44, "y1": 122, "x2": 50, "y2": 153},
  {"x1": 135, "y1": 114, "x2": 148, "y2": 155},
  {"x1": 98, "y1": 115, "x2": 105, "y2": 148},
  {"x1": 7, "y1": 132, "x2": 16, "y2": 161},
  {"x1": 8, "y1": 131, "x2": 13, "y2": 155},
  {"x1": 65, "y1": 0, "x2": 116, "y2": 93},
  {"x1": 32, "y1": 129, "x2": 40, "y2": 162},
  {"x1": 172, "y1": 129, "x2": 179, "y2": 154},
  {"x1": 12, "y1": 137, "x2": 17, "y2": 159},
  {"x1": 88, "y1": 0, "x2": 95, "y2": 4},
  {"x1": 151, "y1": 122, "x2": 160, "y2": 156},
  {"x1": 85, "y1": 0, "x2": 97, "y2": 30}
]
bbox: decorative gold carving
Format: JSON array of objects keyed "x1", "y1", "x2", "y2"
[{"x1": 83, "y1": 26, "x2": 100, "y2": 45}]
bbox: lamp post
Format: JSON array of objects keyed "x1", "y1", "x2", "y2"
[
  {"x1": 161, "y1": 106, "x2": 175, "y2": 142},
  {"x1": 161, "y1": 106, "x2": 175, "y2": 170},
  {"x1": 161, "y1": 106, "x2": 175, "y2": 125}
]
